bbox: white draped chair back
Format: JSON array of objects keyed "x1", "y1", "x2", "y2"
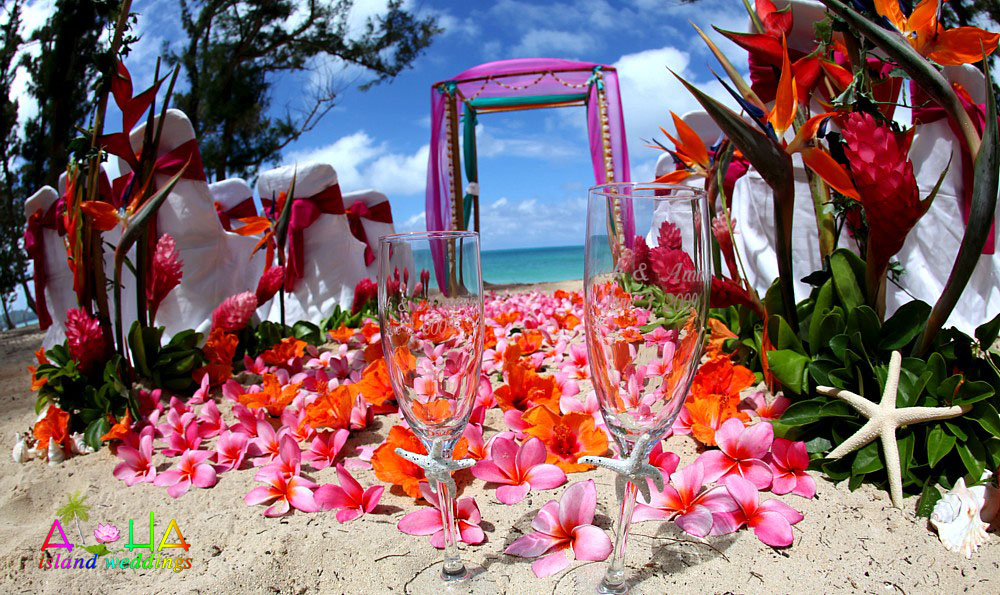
[
  {"x1": 342, "y1": 188, "x2": 413, "y2": 282},
  {"x1": 255, "y1": 163, "x2": 367, "y2": 324},
  {"x1": 118, "y1": 109, "x2": 259, "y2": 338},
  {"x1": 24, "y1": 186, "x2": 75, "y2": 348}
]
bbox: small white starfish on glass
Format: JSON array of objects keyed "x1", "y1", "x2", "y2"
[
  {"x1": 579, "y1": 433, "x2": 665, "y2": 502},
  {"x1": 395, "y1": 439, "x2": 475, "y2": 496},
  {"x1": 817, "y1": 350, "x2": 971, "y2": 508}
]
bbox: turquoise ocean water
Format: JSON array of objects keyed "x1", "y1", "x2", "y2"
[{"x1": 480, "y1": 245, "x2": 584, "y2": 285}]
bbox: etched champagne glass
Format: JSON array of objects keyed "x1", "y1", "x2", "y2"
[
  {"x1": 377, "y1": 231, "x2": 491, "y2": 591},
  {"x1": 578, "y1": 183, "x2": 711, "y2": 593}
]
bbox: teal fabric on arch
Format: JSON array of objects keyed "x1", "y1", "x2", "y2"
[{"x1": 462, "y1": 102, "x2": 478, "y2": 230}]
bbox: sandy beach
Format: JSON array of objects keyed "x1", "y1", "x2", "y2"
[{"x1": 0, "y1": 282, "x2": 997, "y2": 594}]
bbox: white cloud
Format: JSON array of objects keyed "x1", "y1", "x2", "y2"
[
  {"x1": 477, "y1": 195, "x2": 589, "y2": 249},
  {"x1": 475, "y1": 123, "x2": 577, "y2": 160},
  {"x1": 284, "y1": 131, "x2": 428, "y2": 196},
  {"x1": 510, "y1": 29, "x2": 593, "y2": 59}
]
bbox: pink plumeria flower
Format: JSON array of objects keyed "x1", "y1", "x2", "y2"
[
  {"x1": 504, "y1": 479, "x2": 613, "y2": 578},
  {"x1": 113, "y1": 430, "x2": 156, "y2": 486},
  {"x1": 198, "y1": 399, "x2": 227, "y2": 439},
  {"x1": 632, "y1": 462, "x2": 737, "y2": 537},
  {"x1": 252, "y1": 420, "x2": 290, "y2": 465},
  {"x1": 229, "y1": 404, "x2": 267, "y2": 438},
  {"x1": 261, "y1": 435, "x2": 303, "y2": 479},
  {"x1": 671, "y1": 405, "x2": 693, "y2": 436},
  {"x1": 244, "y1": 470, "x2": 319, "y2": 517},
  {"x1": 343, "y1": 444, "x2": 376, "y2": 471},
  {"x1": 463, "y1": 423, "x2": 487, "y2": 461},
  {"x1": 349, "y1": 393, "x2": 372, "y2": 430},
  {"x1": 552, "y1": 372, "x2": 579, "y2": 398},
  {"x1": 560, "y1": 391, "x2": 605, "y2": 433},
  {"x1": 503, "y1": 409, "x2": 530, "y2": 440},
  {"x1": 153, "y1": 450, "x2": 217, "y2": 498},
  {"x1": 766, "y1": 439, "x2": 816, "y2": 498},
  {"x1": 221, "y1": 379, "x2": 242, "y2": 403},
  {"x1": 698, "y1": 418, "x2": 774, "y2": 490},
  {"x1": 647, "y1": 441, "x2": 680, "y2": 478},
  {"x1": 281, "y1": 408, "x2": 316, "y2": 443},
  {"x1": 315, "y1": 464, "x2": 384, "y2": 523},
  {"x1": 214, "y1": 430, "x2": 250, "y2": 472},
  {"x1": 302, "y1": 429, "x2": 349, "y2": 470},
  {"x1": 163, "y1": 421, "x2": 203, "y2": 458},
  {"x1": 739, "y1": 390, "x2": 791, "y2": 421},
  {"x1": 188, "y1": 374, "x2": 211, "y2": 405},
  {"x1": 561, "y1": 343, "x2": 590, "y2": 380},
  {"x1": 243, "y1": 354, "x2": 268, "y2": 375},
  {"x1": 472, "y1": 437, "x2": 567, "y2": 505},
  {"x1": 643, "y1": 326, "x2": 676, "y2": 347},
  {"x1": 94, "y1": 524, "x2": 120, "y2": 543},
  {"x1": 482, "y1": 348, "x2": 504, "y2": 374},
  {"x1": 712, "y1": 475, "x2": 803, "y2": 547},
  {"x1": 398, "y1": 482, "x2": 485, "y2": 549}
]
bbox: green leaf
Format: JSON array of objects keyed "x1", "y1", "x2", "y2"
[
  {"x1": 954, "y1": 379, "x2": 995, "y2": 406},
  {"x1": 830, "y1": 249, "x2": 864, "y2": 310},
  {"x1": 971, "y1": 402, "x2": 1000, "y2": 438},
  {"x1": 897, "y1": 430, "x2": 915, "y2": 480},
  {"x1": 85, "y1": 418, "x2": 111, "y2": 451},
  {"x1": 776, "y1": 398, "x2": 825, "y2": 426},
  {"x1": 985, "y1": 439, "x2": 1000, "y2": 469},
  {"x1": 34, "y1": 393, "x2": 51, "y2": 416},
  {"x1": 769, "y1": 315, "x2": 806, "y2": 355},
  {"x1": 292, "y1": 321, "x2": 323, "y2": 345},
  {"x1": 916, "y1": 482, "x2": 943, "y2": 518},
  {"x1": 808, "y1": 280, "x2": 835, "y2": 350},
  {"x1": 926, "y1": 425, "x2": 956, "y2": 468},
  {"x1": 820, "y1": 400, "x2": 854, "y2": 418},
  {"x1": 57, "y1": 491, "x2": 90, "y2": 524},
  {"x1": 975, "y1": 312, "x2": 1000, "y2": 348},
  {"x1": 879, "y1": 300, "x2": 932, "y2": 351},
  {"x1": 934, "y1": 374, "x2": 963, "y2": 403},
  {"x1": 847, "y1": 306, "x2": 880, "y2": 354},
  {"x1": 805, "y1": 436, "x2": 833, "y2": 454},
  {"x1": 956, "y1": 440, "x2": 987, "y2": 480},
  {"x1": 852, "y1": 441, "x2": 884, "y2": 475},
  {"x1": 944, "y1": 421, "x2": 969, "y2": 441},
  {"x1": 84, "y1": 544, "x2": 110, "y2": 557},
  {"x1": 766, "y1": 349, "x2": 810, "y2": 394}
]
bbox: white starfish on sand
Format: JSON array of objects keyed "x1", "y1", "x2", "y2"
[
  {"x1": 817, "y1": 351, "x2": 971, "y2": 508},
  {"x1": 395, "y1": 439, "x2": 475, "y2": 496},
  {"x1": 579, "y1": 433, "x2": 665, "y2": 502}
]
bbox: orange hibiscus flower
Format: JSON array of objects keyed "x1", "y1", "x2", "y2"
[
  {"x1": 515, "y1": 329, "x2": 544, "y2": 355},
  {"x1": 239, "y1": 373, "x2": 300, "y2": 417},
  {"x1": 685, "y1": 357, "x2": 756, "y2": 446},
  {"x1": 100, "y1": 410, "x2": 133, "y2": 442},
  {"x1": 260, "y1": 337, "x2": 307, "y2": 366},
  {"x1": 371, "y1": 425, "x2": 469, "y2": 499},
  {"x1": 494, "y1": 354, "x2": 560, "y2": 413},
  {"x1": 198, "y1": 328, "x2": 239, "y2": 385},
  {"x1": 686, "y1": 395, "x2": 750, "y2": 447},
  {"x1": 328, "y1": 324, "x2": 355, "y2": 344},
  {"x1": 28, "y1": 347, "x2": 49, "y2": 392},
  {"x1": 350, "y1": 359, "x2": 395, "y2": 406},
  {"x1": 34, "y1": 405, "x2": 70, "y2": 452},
  {"x1": 522, "y1": 405, "x2": 608, "y2": 473},
  {"x1": 302, "y1": 383, "x2": 353, "y2": 431},
  {"x1": 704, "y1": 318, "x2": 738, "y2": 361}
]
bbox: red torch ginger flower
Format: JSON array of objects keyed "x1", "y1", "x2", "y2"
[
  {"x1": 841, "y1": 112, "x2": 929, "y2": 279},
  {"x1": 255, "y1": 265, "x2": 285, "y2": 305},
  {"x1": 65, "y1": 308, "x2": 106, "y2": 372},
  {"x1": 211, "y1": 291, "x2": 257, "y2": 332},
  {"x1": 352, "y1": 278, "x2": 377, "y2": 314},
  {"x1": 147, "y1": 233, "x2": 183, "y2": 322}
]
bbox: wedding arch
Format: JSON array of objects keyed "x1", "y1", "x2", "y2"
[{"x1": 425, "y1": 59, "x2": 632, "y2": 292}]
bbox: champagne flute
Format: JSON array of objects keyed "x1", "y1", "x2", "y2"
[
  {"x1": 579, "y1": 182, "x2": 711, "y2": 593},
  {"x1": 377, "y1": 231, "x2": 490, "y2": 589}
]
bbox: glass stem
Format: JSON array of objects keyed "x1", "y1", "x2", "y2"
[
  {"x1": 436, "y1": 478, "x2": 466, "y2": 580},
  {"x1": 601, "y1": 480, "x2": 639, "y2": 594}
]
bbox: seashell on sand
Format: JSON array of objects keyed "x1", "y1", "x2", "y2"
[
  {"x1": 47, "y1": 440, "x2": 65, "y2": 466},
  {"x1": 11, "y1": 432, "x2": 34, "y2": 463},
  {"x1": 70, "y1": 432, "x2": 94, "y2": 456},
  {"x1": 930, "y1": 477, "x2": 991, "y2": 559}
]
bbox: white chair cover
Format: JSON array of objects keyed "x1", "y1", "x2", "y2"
[
  {"x1": 342, "y1": 189, "x2": 413, "y2": 282},
  {"x1": 256, "y1": 163, "x2": 367, "y2": 324},
  {"x1": 208, "y1": 178, "x2": 268, "y2": 320},
  {"x1": 119, "y1": 109, "x2": 259, "y2": 338},
  {"x1": 24, "y1": 186, "x2": 75, "y2": 349}
]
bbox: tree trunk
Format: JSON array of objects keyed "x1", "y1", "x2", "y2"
[
  {"x1": 1, "y1": 294, "x2": 13, "y2": 330},
  {"x1": 20, "y1": 279, "x2": 36, "y2": 313}
]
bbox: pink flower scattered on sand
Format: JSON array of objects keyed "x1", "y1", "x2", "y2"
[
  {"x1": 463, "y1": 423, "x2": 487, "y2": 460},
  {"x1": 153, "y1": 449, "x2": 217, "y2": 498},
  {"x1": 197, "y1": 399, "x2": 227, "y2": 439},
  {"x1": 262, "y1": 435, "x2": 302, "y2": 479},
  {"x1": 698, "y1": 418, "x2": 774, "y2": 489},
  {"x1": 647, "y1": 441, "x2": 680, "y2": 478},
  {"x1": 302, "y1": 429, "x2": 349, "y2": 470},
  {"x1": 211, "y1": 291, "x2": 257, "y2": 332},
  {"x1": 147, "y1": 233, "x2": 183, "y2": 322},
  {"x1": 252, "y1": 419, "x2": 289, "y2": 465},
  {"x1": 163, "y1": 421, "x2": 202, "y2": 458},
  {"x1": 738, "y1": 390, "x2": 791, "y2": 421},
  {"x1": 766, "y1": 439, "x2": 816, "y2": 499},
  {"x1": 65, "y1": 308, "x2": 106, "y2": 372},
  {"x1": 214, "y1": 430, "x2": 250, "y2": 472},
  {"x1": 113, "y1": 429, "x2": 156, "y2": 486},
  {"x1": 632, "y1": 461, "x2": 737, "y2": 538},
  {"x1": 255, "y1": 266, "x2": 285, "y2": 305},
  {"x1": 315, "y1": 464, "x2": 384, "y2": 523},
  {"x1": 504, "y1": 479, "x2": 613, "y2": 578},
  {"x1": 472, "y1": 437, "x2": 567, "y2": 505},
  {"x1": 94, "y1": 524, "x2": 120, "y2": 544},
  {"x1": 712, "y1": 475, "x2": 803, "y2": 547},
  {"x1": 244, "y1": 468, "x2": 318, "y2": 517},
  {"x1": 398, "y1": 482, "x2": 485, "y2": 549},
  {"x1": 560, "y1": 391, "x2": 606, "y2": 434},
  {"x1": 281, "y1": 408, "x2": 316, "y2": 443},
  {"x1": 188, "y1": 373, "x2": 211, "y2": 405},
  {"x1": 229, "y1": 404, "x2": 266, "y2": 438}
]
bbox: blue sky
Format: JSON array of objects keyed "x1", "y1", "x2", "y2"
[{"x1": 13, "y1": 0, "x2": 749, "y2": 255}]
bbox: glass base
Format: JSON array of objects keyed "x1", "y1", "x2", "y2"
[
  {"x1": 560, "y1": 562, "x2": 658, "y2": 595},
  {"x1": 404, "y1": 562, "x2": 495, "y2": 594}
]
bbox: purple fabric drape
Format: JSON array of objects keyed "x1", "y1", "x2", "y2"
[{"x1": 425, "y1": 59, "x2": 633, "y2": 285}]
